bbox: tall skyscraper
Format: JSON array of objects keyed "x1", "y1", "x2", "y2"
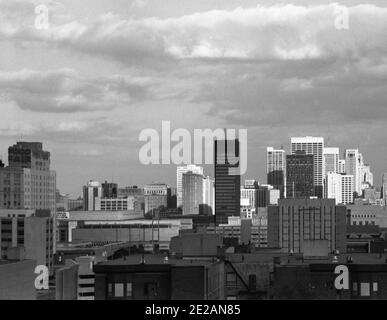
[
  {"x1": 266, "y1": 147, "x2": 286, "y2": 198},
  {"x1": 214, "y1": 138, "x2": 240, "y2": 225},
  {"x1": 382, "y1": 173, "x2": 387, "y2": 206},
  {"x1": 345, "y1": 149, "x2": 361, "y2": 195},
  {"x1": 338, "y1": 159, "x2": 346, "y2": 174},
  {"x1": 286, "y1": 151, "x2": 314, "y2": 199},
  {"x1": 83, "y1": 181, "x2": 102, "y2": 211},
  {"x1": 324, "y1": 172, "x2": 354, "y2": 205},
  {"x1": 323, "y1": 147, "x2": 339, "y2": 174},
  {"x1": 176, "y1": 165, "x2": 203, "y2": 208},
  {"x1": 182, "y1": 171, "x2": 203, "y2": 216},
  {"x1": 291, "y1": 137, "x2": 324, "y2": 198},
  {"x1": 268, "y1": 198, "x2": 347, "y2": 256},
  {"x1": 202, "y1": 176, "x2": 215, "y2": 215},
  {"x1": 0, "y1": 142, "x2": 56, "y2": 213}
]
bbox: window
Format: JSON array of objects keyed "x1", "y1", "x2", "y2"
[
  {"x1": 127, "y1": 283, "x2": 133, "y2": 297},
  {"x1": 107, "y1": 283, "x2": 113, "y2": 298},
  {"x1": 373, "y1": 282, "x2": 378, "y2": 292},
  {"x1": 226, "y1": 272, "x2": 237, "y2": 287},
  {"x1": 114, "y1": 283, "x2": 124, "y2": 298},
  {"x1": 360, "y1": 283, "x2": 370, "y2": 297}
]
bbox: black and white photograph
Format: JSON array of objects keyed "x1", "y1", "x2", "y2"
[{"x1": 1, "y1": 0, "x2": 387, "y2": 309}]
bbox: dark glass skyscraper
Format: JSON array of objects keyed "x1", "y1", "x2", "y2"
[
  {"x1": 286, "y1": 151, "x2": 314, "y2": 198},
  {"x1": 214, "y1": 138, "x2": 240, "y2": 225}
]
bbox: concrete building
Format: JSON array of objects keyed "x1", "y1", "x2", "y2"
[
  {"x1": 0, "y1": 209, "x2": 54, "y2": 271},
  {"x1": 266, "y1": 147, "x2": 286, "y2": 198},
  {"x1": 144, "y1": 183, "x2": 170, "y2": 216},
  {"x1": 215, "y1": 139, "x2": 241, "y2": 225},
  {"x1": 324, "y1": 172, "x2": 354, "y2": 205},
  {"x1": 93, "y1": 255, "x2": 225, "y2": 300},
  {"x1": 0, "y1": 142, "x2": 56, "y2": 214},
  {"x1": 323, "y1": 147, "x2": 339, "y2": 174},
  {"x1": 286, "y1": 151, "x2": 314, "y2": 198},
  {"x1": 291, "y1": 137, "x2": 324, "y2": 198},
  {"x1": 345, "y1": 149, "x2": 362, "y2": 195},
  {"x1": 347, "y1": 204, "x2": 387, "y2": 227},
  {"x1": 182, "y1": 171, "x2": 203, "y2": 216},
  {"x1": 0, "y1": 259, "x2": 36, "y2": 300},
  {"x1": 338, "y1": 159, "x2": 346, "y2": 174},
  {"x1": 202, "y1": 176, "x2": 215, "y2": 216},
  {"x1": 56, "y1": 255, "x2": 101, "y2": 300},
  {"x1": 382, "y1": 173, "x2": 387, "y2": 206},
  {"x1": 83, "y1": 181, "x2": 102, "y2": 211},
  {"x1": 101, "y1": 181, "x2": 118, "y2": 199},
  {"x1": 268, "y1": 198, "x2": 347, "y2": 256},
  {"x1": 176, "y1": 165, "x2": 203, "y2": 208}
]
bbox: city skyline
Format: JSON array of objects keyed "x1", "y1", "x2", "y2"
[{"x1": 1, "y1": 0, "x2": 387, "y2": 195}]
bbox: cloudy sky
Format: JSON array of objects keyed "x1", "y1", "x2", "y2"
[{"x1": 1, "y1": 0, "x2": 387, "y2": 196}]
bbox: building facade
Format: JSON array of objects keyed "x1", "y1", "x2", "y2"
[
  {"x1": 266, "y1": 147, "x2": 286, "y2": 198},
  {"x1": 286, "y1": 152, "x2": 314, "y2": 199},
  {"x1": 268, "y1": 198, "x2": 347, "y2": 256}
]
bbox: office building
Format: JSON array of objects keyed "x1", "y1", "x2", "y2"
[
  {"x1": 268, "y1": 198, "x2": 347, "y2": 256},
  {"x1": 202, "y1": 176, "x2": 215, "y2": 215},
  {"x1": 291, "y1": 137, "x2": 324, "y2": 198},
  {"x1": 182, "y1": 171, "x2": 203, "y2": 216},
  {"x1": 0, "y1": 142, "x2": 56, "y2": 214},
  {"x1": 240, "y1": 180, "x2": 259, "y2": 210},
  {"x1": 324, "y1": 172, "x2": 354, "y2": 205},
  {"x1": 0, "y1": 258, "x2": 36, "y2": 300},
  {"x1": 383, "y1": 173, "x2": 387, "y2": 206},
  {"x1": 144, "y1": 183, "x2": 170, "y2": 215},
  {"x1": 338, "y1": 159, "x2": 346, "y2": 174},
  {"x1": 323, "y1": 147, "x2": 339, "y2": 174},
  {"x1": 266, "y1": 147, "x2": 286, "y2": 198},
  {"x1": 176, "y1": 165, "x2": 203, "y2": 208},
  {"x1": 83, "y1": 181, "x2": 102, "y2": 211},
  {"x1": 215, "y1": 139, "x2": 241, "y2": 225},
  {"x1": 286, "y1": 151, "x2": 314, "y2": 198},
  {"x1": 102, "y1": 181, "x2": 118, "y2": 199},
  {"x1": 0, "y1": 209, "x2": 54, "y2": 271}
]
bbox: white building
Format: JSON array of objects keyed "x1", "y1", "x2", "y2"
[
  {"x1": 323, "y1": 147, "x2": 339, "y2": 174},
  {"x1": 203, "y1": 176, "x2": 215, "y2": 215},
  {"x1": 325, "y1": 172, "x2": 354, "y2": 205},
  {"x1": 338, "y1": 159, "x2": 346, "y2": 174},
  {"x1": 383, "y1": 173, "x2": 387, "y2": 206},
  {"x1": 266, "y1": 147, "x2": 286, "y2": 197},
  {"x1": 291, "y1": 137, "x2": 324, "y2": 197},
  {"x1": 176, "y1": 165, "x2": 203, "y2": 208},
  {"x1": 83, "y1": 181, "x2": 102, "y2": 211}
]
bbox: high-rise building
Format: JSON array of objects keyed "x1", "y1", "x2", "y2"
[
  {"x1": 144, "y1": 183, "x2": 170, "y2": 215},
  {"x1": 176, "y1": 165, "x2": 203, "y2": 208},
  {"x1": 286, "y1": 151, "x2": 314, "y2": 199},
  {"x1": 268, "y1": 198, "x2": 347, "y2": 256},
  {"x1": 182, "y1": 171, "x2": 203, "y2": 216},
  {"x1": 202, "y1": 176, "x2": 215, "y2": 215},
  {"x1": 323, "y1": 147, "x2": 339, "y2": 174},
  {"x1": 382, "y1": 173, "x2": 387, "y2": 206},
  {"x1": 102, "y1": 181, "x2": 118, "y2": 199},
  {"x1": 266, "y1": 147, "x2": 286, "y2": 198},
  {"x1": 291, "y1": 137, "x2": 324, "y2": 198},
  {"x1": 0, "y1": 142, "x2": 56, "y2": 213},
  {"x1": 324, "y1": 172, "x2": 354, "y2": 205},
  {"x1": 338, "y1": 159, "x2": 346, "y2": 174},
  {"x1": 240, "y1": 179, "x2": 259, "y2": 210},
  {"x1": 345, "y1": 149, "x2": 362, "y2": 195},
  {"x1": 214, "y1": 139, "x2": 240, "y2": 225},
  {"x1": 360, "y1": 164, "x2": 374, "y2": 190},
  {"x1": 83, "y1": 181, "x2": 102, "y2": 211}
]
